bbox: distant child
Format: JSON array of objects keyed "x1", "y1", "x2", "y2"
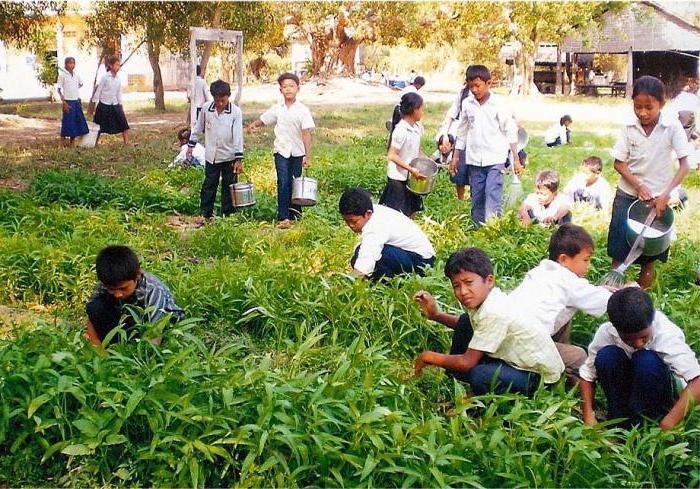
[
  {"x1": 85, "y1": 245, "x2": 184, "y2": 346},
  {"x1": 188, "y1": 79, "x2": 244, "y2": 220},
  {"x1": 519, "y1": 170, "x2": 572, "y2": 226},
  {"x1": 451, "y1": 65, "x2": 520, "y2": 226},
  {"x1": 544, "y1": 115, "x2": 573, "y2": 147},
  {"x1": 339, "y1": 187, "x2": 435, "y2": 280},
  {"x1": 433, "y1": 134, "x2": 468, "y2": 200},
  {"x1": 563, "y1": 156, "x2": 612, "y2": 210},
  {"x1": 579, "y1": 288, "x2": 700, "y2": 430},
  {"x1": 89, "y1": 55, "x2": 129, "y2": 146},
  {"x1": 668, "y1": 186, "x2": 688, "y2": 209},
  {"x1": 608, "y1": 75, "x2": 690, "y2": 289},
  {"x1": 381, "y1": 92, "x2": 428, "y2": 218},
  {"x1": 249, "y1": 73, "x2": 315, "y2": 229},
  {"x1": 509, "y1": 224, "x2": 613, "y2": 378},
  {"x1": 56, "y1": 56, "x2": 89, "y2": 147},
  {"x1": 169, "y1": 128, "x2": 204, "y2": 168},
  {"x1": 402, "y1": 75, "x2": 425, "y2": 95},
  {"x1": 414, "y1": 248, "x2": 564, "y2": 396},
  {"x1": 191, "y1": 65, "x2": 212, "y2": 123}
]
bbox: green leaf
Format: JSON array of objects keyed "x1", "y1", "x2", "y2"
[
  {"x1": 123, "y1": 389, "x2": 145, "y2": 419},
  {"x1": 105, "y1": 434, "x2": 128, "y2": 445},
  {"x1": 27, "y1": 393, "x2": 51, "y2": 418},
  {"x1": 61, "y1": 444, "x2": 91, "y2": 456}
]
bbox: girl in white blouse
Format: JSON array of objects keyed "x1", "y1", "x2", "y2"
[{"x1": 89, "y1": 55, "x2": 129, "y2": 146}]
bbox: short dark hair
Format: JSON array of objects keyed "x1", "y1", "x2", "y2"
[
  {"x1": 196, "y1": 65, "x2": 202, "y2": 77},
  {"x1": 548, "y1": 223, "x2": 594, "y2": 261},
  {"x1": 177, "y1": 127, "x2": 191, "y2": 142},
  {"x1": 582, "y1": 156, "x2": 602, "y2": 174},
  {"x1": 444, "y1": 247, "x2": 493, "y2": 280},
  {"x1": 607, "y1": 288, "x2": 655, "y2": 334},
  {"x1": 210, "y1": 79, "x2": 231, "y2": 98},
  {"x1": 632, "y1": 75, "x2": 665, "y2": 104},
  {"x1": 437, "y1": 133, "x2": 455, "y2": 148},
  {"x1": 535, "y1": 169, "x2": 559, "y2": 192},
  {"x1": 106, "y1": 55, "x2": 120, "y2": 69},
  {"x1": 278, "y1": 72, "x2": 300, "y2": 86},
  {"x1": 560, "y1": 114, "x2": 572, "y2": 125},
  {"x1": 96, "y1": 245, "x2": 140, "y2": 287},
  {"x1": 64, "y1": 56, "x2": 75, "y2": 65},
  {"x1": 399, "y1": 92, "x2": 423, "y2": 116},
  {"x1": 339, "y1": 187, "x2": 373, "y2": 216},
  {"x1": 466, "y1": 65, "x2": 491, "y2": 82},
  {"x1": 413, "y1": 76, "x2": 426, "y2": 87}
]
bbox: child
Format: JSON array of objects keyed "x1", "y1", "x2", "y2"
[
  {"x1": 544, "y1": 115, "x2": 572, "y2": 147},
  {"x1": 451, "y1": 65, "x2": 520, "y2": 227},
  {"x1": 433, "y1": 134, "x2": 468, "y2": 200},
  {"x1": 414, "y1": 248, "x2": 564, "y2": 396},
  {"x1": 191, "y1": 65, "x2": 212, "y2": 123},
  {"x1": 188, "y1": 79, "x2": 244, "y2": 220},
  {"x1": 401, "y1": 75, "x2": 425, "y2": 95},
  {"x1": 56, "y1": 56, "x2": 89, "y2": 147},
  {"x1": 170, "y1": 128, "x2": 204, "y2": 168},
  {"x1": 85, "y1": 245, "x2": 184, "y2": 346},
  {"x1": 339, "y1": 187, "x2": 435, "y2": 280},
  {"x1": 608, "y1": 75, "x2": 690, "y2": 289},
  {"x1": 563, "y1": 156, "x2": 612, "y2": 210},
  {"x1": 519, "y1": 170, "x2": 572, "y2": 226},
  {"x1": 89, "y1": 55, "x2": 129, "y2": 146},
  {"x1": 249, "y1": 73, "x2": 315, "y2": 229},
  {"x1": 381, "y1": 92, "x2": 427, "y2": 218},
  {"x1": 509, "y1": 224, "x2": 613, "y2": 378},
  {"x1": 579, "y1": 288, "x2": 700, "y2": 430}
]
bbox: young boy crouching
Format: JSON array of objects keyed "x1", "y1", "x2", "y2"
[
  {"x1": 519, "y1": 170, "x2": 572, "y2": 226},
  {"x1": 414, "y1": 248, "x2": 564, "y2": 396},
  {"x1": 85, "y1": 246, "x2": 184, "y2": 346}
]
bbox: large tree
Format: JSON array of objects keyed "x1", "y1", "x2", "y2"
[{"x1": 0, "y1": 1, "x2": 64, "y2": 48}]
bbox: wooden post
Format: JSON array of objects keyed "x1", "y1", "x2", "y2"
[
  {"x1": 565, "y1": 52, "x2": 571, "y2": 95},
  {"x1": 555, "y1": 45, "x2": 563, "y2": 95},
  {"x1": 626, "y1": 46, "x2": 634, "y2": 99}
]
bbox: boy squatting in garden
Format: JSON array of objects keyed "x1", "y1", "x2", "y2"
[
  {"x1": 562, "y1": 156, "x2": 612, "y2": 211},
  {"x1": 414, "y1": 248, "x2": 564, "y2": 396},
  {"x1": 519, "y1": 170, "x2": 572, "y2": 227},
  {"x1": 85, "y1": 246, "x2": 184, "y2": 347}
]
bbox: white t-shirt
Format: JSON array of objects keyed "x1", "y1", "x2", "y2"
[
  {"x1": 544, "y1": 122, "x2": 568, "y2": 145},
  {"x1": 259, "y1": 100, "x2": 315, "y2": 158},
  {"x1": 91, "y1": 72, "x2": 122, "y2": 105},
  {"x1": 523, "y1": 193, "x2": 571, "y2": 225},
  {"x1": 56, "y1": 69, "x2": 83, "y2": 101},
  {"x1": 563, "y1": 173, "x2": 612, "y2": 210},
  {"x1": 509, "y1": 259, "x2": 612, "y2": 336},
  {"x1": 388, "y1": 119, "x2": 423, "y2": 181},
  {"x1": 353, "y1": 204, "x2": 435, "y2": 276}
]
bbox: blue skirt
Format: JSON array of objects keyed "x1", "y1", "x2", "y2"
[{"x1": 61, "y1": 99, "x2": 89, "y2": 137}]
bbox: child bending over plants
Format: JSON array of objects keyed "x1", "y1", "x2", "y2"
[
  {"x1": 85, "y1": 245, "x2": 184, "y2": 346},
  {"x1": 414, "y1": 248, "x2": 564, "y2": 396}
]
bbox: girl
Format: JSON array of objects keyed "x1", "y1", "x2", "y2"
[
  {"x1": 89, "y1": 56, "x2": 129, "y2": 146},
  {"x1": 380, "y1": 92, "x2": 426, "y2": 218},
  {"x1": 608, "y1": 75, "x2": 690, "y2": 289},
  {"x1": 57, "y1": 56, "x2": 89, "y2": 147},
  {"x1": 545, "y1": 115, "x2": 572, "y2": 147}
]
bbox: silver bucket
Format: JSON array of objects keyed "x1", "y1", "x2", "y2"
[
  {"x1": 407, "y1": 157, "x2": 439, "y2": 195},
  {"x1": 625, "y1": 199, "x2": 674, "y2": 256},
  {"x1": 291, "y1": 172, "x2": 318, "y2": 207},
  {"x1": 230, "y1": 174, "x2": 256, "y2": 208}
]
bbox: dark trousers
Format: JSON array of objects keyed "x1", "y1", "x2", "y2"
[
  {"x1": 86, "y1": 294, "x2": 138, "y2": 343},
  {"x1": 201, "y1": 160, "x2": 237, "y2": 218},
  {"x1": 468, "y1": 163, "x2": 505, "y2": 226},
  {"x1": 595, "y1": 345, "x2": 676, "y2": 427},
  {"x1": 274, "y1": 153, "x2": 303, "y2": 221},
  {"x1": 448, "y1": 315, "x2": 541, "y2": 396},
  {"x1": 351, "y1": 244, "x2": 435, "y2": 281}
]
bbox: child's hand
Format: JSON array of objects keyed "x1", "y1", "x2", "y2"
[
  {"x1": 414, "y1": 290, "x2": 438, "y2": 319},
  {"x1": 637, "y1": 183, "x2": 653, "y2": 201},
  {"x1": 234, "y1": 161, "x2": 243, "y2": 174},
  {"x1": 654, "y1": 193, "x2": 669, "y2": 217},
  {"x1": 411, "y1": 168, "x2": 426, "y2": 180},
  {"x1": 514, "y1": 159, "x2": 523, "y2": 177},
  {"x1": 62, "y1": 101, "x2": 71, "y2": 113},
  {"x1": 448, "y1": 159, "x2": 457, "y2": 177},
  {"x1": 186, "y1": 147, "x2": 193, "y2": 162},
  {"x1": 303, "y1": 155, "x2": 310, "y2": 169}
]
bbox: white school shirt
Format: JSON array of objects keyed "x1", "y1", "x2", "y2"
[
  {"x1": 563, "y1": 173, "x2": 612, "y2": 210},
  {"x1": 189, "y1": 101, "x2": 244, "y2": 164},
  {"x1": 173, "y1": 143, "x2": 205, "y2": 165},
  {"x1": 388, "y1": 119, "x2": 423, "y2": 181},
  {"x1": 579, "y1": 311, "x2": 700, "y2": 385},
  {"x1": 56, "y1": 70, "x2": 83, "y2": 101},
  {"x1": 436, "y1": 89, "x2": 469, "y2": 140},
  {"x1": 523, "y1": 192, "x2": 571, "y2": 225},
  {"x1": 91, "y1": 72, "x2": 122, "y2": 105},
  {"x1": 544, "y1": 122, "x2": 568, "y2": 145},
  {"x1": 467, "y1": 287, "x2": 565, "y2": 384},
  {"x1": 259, "y1": 100, "x2": 315, "y2": 158},
  {"x1": 610, "y1": 111, "x2": 690, "y2": 197},
  {"x1": 453, "y1": 93, "x2": 518, "y2": 167},
  {"x1": 509, "y1": 259, "x2": 612, "y2": 337},
  {"x1": 192, "y1": 76, "x2": 211, "y2": 109},
  {"x1": 670, "y1": 90, "x2": 699, "y2": 115},
  {"x1": 353, "y1": 204, "x2": 435, "y2": 276}
]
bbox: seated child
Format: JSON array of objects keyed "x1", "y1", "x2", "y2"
[
  {"x1": 509, "y1": 224, "x2": 613, "y2": 378},
  {"x1": 544, "y1": 115, "x2": 572, "y2": 147},
  {"x1": 668, "y1": 186, "x2": 688, "y2": 209},
  {"x1": 339, "y1": 187, "x2": 435, "y2": 280},
  {"x1": 85, "y1": 246, "x2": 184, "y2": 346},
  {"x1": 414, "y1": 248, "x2": 564, "y2": 396},
  {"x1": 170, "y1": 128, "x2": 205, "y2": 168},
  {"x1": 519, "y1": 170, "x2": 572, "y2": 226},
  {"x1": 579, "y1": 288, "x2": 700, "y2": 430},
  {"x1": 563, "y1": 156, "x2": 612, "y2": 210},
  {"x1": 432, "y1": 134, "x2": 468, "y2": 200}
]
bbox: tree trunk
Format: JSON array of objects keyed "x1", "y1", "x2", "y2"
[
  {"x1": 338, "y1": 39, "x2": 357, "y2": 76},
  {"x1": 146, "y1": 40, "x2": 165, "y2": 111},
  {"x1": 522, "y1": 49, "x2": 535, "y2": 96},
  {"x1": 200, "y1": 4, "x2": 223, "y2": 76},
  {"x1": 309, "y1": 32, "x2": 327, "y2": 76}
]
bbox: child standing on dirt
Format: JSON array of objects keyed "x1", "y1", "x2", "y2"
[
  {"x1": 248, "y1": 73, "x2": 315, "y2": 229},
  {"x1": 89, "y1": 55, "x2": 129, "y2": 146},
  {"x1": 56, "y1": 56, "x2": 89, "y2": 147},
  {"x1": 607, "y1": 75, "x2": 690, "y2": 289}
]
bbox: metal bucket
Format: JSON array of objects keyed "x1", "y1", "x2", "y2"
[
  {"x1": 230, "y1": 174, "x2": 256, "y2": 208},
  {"x1": 517, "y1": 127, "x2": 529, "y2": 152},
  {"x1": 625, "y1": 199, "x2": 674, "y2": 256},
  {"x1": 407, "y1": 157, "x2": 439, "y2": 195},
  {"x1": 291, "y1": 172, "x2": 318, "y2": 207}
]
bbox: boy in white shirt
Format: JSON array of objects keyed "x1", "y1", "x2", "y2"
[
  {"x1": 580, "y1": 288, "x2": 700, "y2": 430},
  {"x1": 249, "y1": 73, "x2": 315, "y2": 229},
  {"x1": 56, "y1": 56, "x2": 89, "y2": 147},
  {"x1": 544, "y1": 115, "x2": 572, "y2": 147},
  {"x1": 563, "y1": 156, "x2": 612, "y2": 210},
  {"x1": 519, "y1": 170, "x2": 572, "y2": 226},
  {"x1": 190, "y1": 65, "x2": 212, "y2": 124},
  {"x1": 170, "y1": 128, "x2": 205, "y2": 169},
  {"x1": 339, "y1": 188, "x2": 435, "y2": 280}
]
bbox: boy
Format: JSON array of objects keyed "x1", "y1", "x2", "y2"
[
  {"x1": 170, "y1": 128, "x2": 204, "y2": 168},
  {"x1": 85, "y1": 246, "x2": 184, "y2": 346},
  {"x1": 451, "y1": 65, "x2": 520, "y2": 227},
  {"x1": 56, "y1": 56, "x2": 89, "y2": 147},
  {"x1": 579, "y1": 288, "x2": 700, "y2": 430},
  {"x1": 519, "y1": 170, "x2": 572, "y2": 226},
  {"x1": 249, "y1": 73, "x2": 315, "y2": 229},
  {"x1": 509, "y1": 224, "x2": 613, "y2": 378},
  {"x1": 339, "y1": 187, "x2": 435, "y2": 280},
  {"x1": 188, "y1": 79, "x2": 244, "y2": 221},
  {"x1": 414, "y1": 248, "x2": 564, "y2": 396},
  {"x1": 563, "y1": 156, "x2": 612, "y2": 210},
  {"x1": 190, "y1": 65, "x2": 212, "y2": 124}
]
